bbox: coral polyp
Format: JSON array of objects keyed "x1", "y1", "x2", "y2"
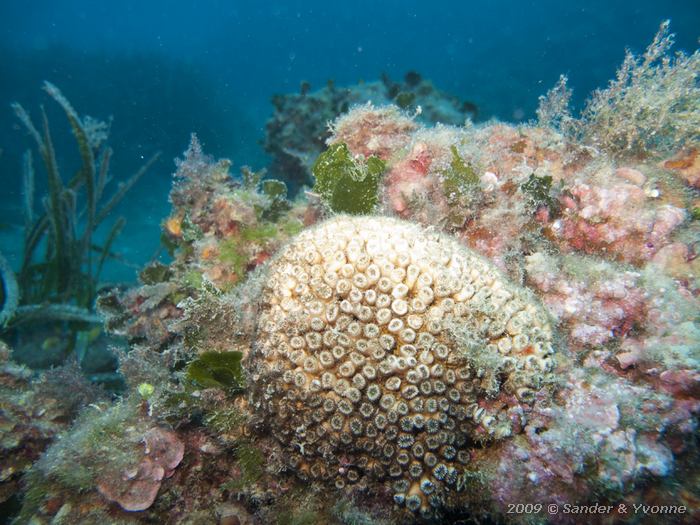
[{"x1": 247, "y1": 215, "x2": 556, "y2": 514}]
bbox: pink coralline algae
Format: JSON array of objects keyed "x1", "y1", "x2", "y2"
[
  {"x1": 97, "y1": 428, "x2": 184, "y2": 511},
  {"x1": 554, "y1": 181, "x2": 686, "y2": 264},
  {"x1": 651, "y1": 241, "x2": 700, "y2": 289},
  {"x1": 525, "y1": 252, "x2": 646, "y2": 347},
  {"x1": 609, "y1": 265, "x2": 700, "y2": 400},
  {"x1": 663, "y1": 147, "x2": 700, "y2": 188},
  {"x1": 659, "y1": 369, "x2": 700, "y2": 397},
  {"x1": 384, "y1": 142, "x2": 435, "y2": 215},
  {"x1": 481, "y1": 369, "x2": 685, "y2": 523},
  {"x1": 617, "y1": 329, "x2": 700, "y2": 399},
  {"x1": 329, "y1": 103, "x2": 418, "y2": 160}
]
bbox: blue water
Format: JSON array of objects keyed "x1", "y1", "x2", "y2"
[{"x1": 1, "y1": 0, "x2": 699, "y2": 281}]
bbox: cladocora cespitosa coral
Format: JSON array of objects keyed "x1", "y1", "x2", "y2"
[{"x1": 248, "y1": 216, "x2": 556, "y2": 514}]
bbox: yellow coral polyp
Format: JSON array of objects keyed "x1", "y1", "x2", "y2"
[
  {"x1": 200, "y1": 244, "x2": 218, "y2": 260},
  {"x1": 247, "y1": 215, "x2": 556, "y2": 514},
  {"x1": 165, "y1": 216, "x2": 183, "y2": 237}
]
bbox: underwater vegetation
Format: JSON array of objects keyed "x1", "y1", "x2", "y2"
[
  {"x1": 0, "y1": 83, "x2": 157, "y2": 366},
  {"x1": 311, "y1": 142, "x2": 386, "y2": 214},
  {"x1": 537, "y1": 20, "x2": 700, "y2": 158},
  {"x1": 0, "y1": 252, "x2": 18, "y2": 328},
  {"x1": 0, "y1": 20, "x2": 699, "y2": 525}
]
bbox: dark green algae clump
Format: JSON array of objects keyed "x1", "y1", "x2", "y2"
[{"x1": 312, "y1": 142, "x2": 386, "y2": 214}]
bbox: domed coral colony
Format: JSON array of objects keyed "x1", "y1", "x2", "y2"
[{"x1": 248, "y1": 215, "x2": 556, "y2": 514}]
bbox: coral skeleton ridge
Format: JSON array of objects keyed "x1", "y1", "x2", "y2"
[{"x1": 248, "y1": 215, "x2": 556, "y2": 513}]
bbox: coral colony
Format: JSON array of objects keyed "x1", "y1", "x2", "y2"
[
  {"x1": 0, "y1": 21, "x2": 698, "y2": 524},
  {"x1": 250, "y1": 216, "x2": 556, "y2": 513}
]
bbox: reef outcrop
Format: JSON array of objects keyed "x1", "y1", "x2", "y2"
[{"x1": 5, "y1": 24, "x2": 699, "y2": 524}]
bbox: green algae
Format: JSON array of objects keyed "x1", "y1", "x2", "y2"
[
  {"x1": 181, "y1": 214, "x2": 203, "y2": 242},
  {"x1": 261, "y1": 179, "x2": 287, "y2": 198},
  {"x1": 240, "y1": 165, "x2": 291, "y2": 221},
  {"x1": 183, "y1": 270, "x2": 204, "y2": 290},
  {"x1": 282, "y1": 219, "x2": 304, "y2": 236},
  {"x1": 260, "y1": 179, "x2": 291, "y2": 221},
  {"x1": 521, "y1": 172, "x2": 555, "y2": 210},
  {"x1": 185, "y1": 350, "x2": 244, "y2": 391},
  {"x1": 222, "y1": 440, "x2": 264, "y2": 490},
  {"x1": 36, "y1": 401, "x2": 141, "y2": 492},
  {"x1": 312, "y1": 142, "x2": 385, "y2": 214},
  {"x1": 442, "y1": 145, "x2": 479, "y2": 201},
  {"x1": 241, "y1": 223, "x2": 278, "y2": 241},
  {"x1": 139, "y1": 261, "x2": 172, "y2": 285},
  {"x1": 204, "y1": 406, "x2": 246, "y2": 434},
  {"x1": 241, "y1": 165, "x2": 265, "y2": 190},
  {"x1": 137, "y1": 382, "x2": 155, "y2": 399},
  {"x1": 218, "y1": 238, "x2": 248, "y2": 277}
]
